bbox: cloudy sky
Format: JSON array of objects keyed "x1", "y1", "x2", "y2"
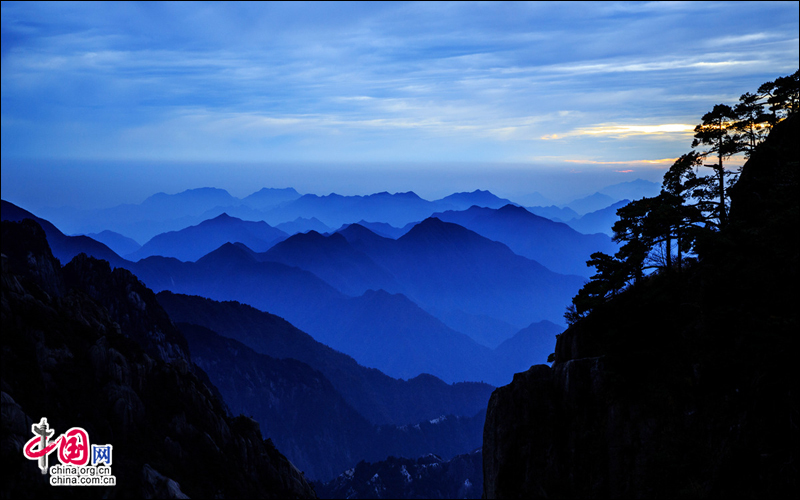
[{"x1": 2, "y1": 1, "x2": 798, "y2": 207}]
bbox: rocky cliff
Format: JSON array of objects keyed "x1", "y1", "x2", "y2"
[
  {"x1": 483, "y1": 116, "x2": 798, "y2": 498},
  {"x1": 1, "y1": 219, "x2": 316, "y2": 498}
]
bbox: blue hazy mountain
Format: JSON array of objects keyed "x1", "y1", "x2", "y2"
[
  {"x1": 241, "y1": 187, "x2": 302, "y2": 210},
  {"x1": 85, "y1": 229, "x2": 142, "y2": 255},
  {"x1": 37, "y1": 187, "x2": 241, "y2": 243},
  {"x1": 493, "y1": 320, "x2": 564, "y2": 372},
  {"x1": 275, "y1": 216, "x2": 332, "y2": 235},
  {"x1": 436, "y1": 309, "x2": 520, "y2": 348},
  {"x1": 127, "y1": 213, "x2": 288, "y2": 262},
  {"x1": 339, "y1": 217, "x2": 585, "y2": 330},
  {"x1": 179, "y1": 322, "x2": 487, "y2": 481},
  {"x1": 430, "y1": 205, "x2": 615, "y2": 277},
  {"x1": 264, "y1": 191, "x2": 455, "y2": 228},
  {"x1": 260, "y1": 230, "x2": 401, "y2": 296},
  {"x1": 1, "y1": 200, "x2": 128, "y2": 268},
  {"x1": 560, "y1": 179, "x2": 660, "y2": 219},
  {"x1": 564, "y1": 191, "x2": 617, "y2": 215},
  {"x1": 435, "y1": 189, "x2": 517, "y2": 210},
  {"x1": 4, "y1": 201, "x2": 571, "y2": 386},
  {"x1": 127, "y1": 240, "x2": 518, "y2": 384},
  {"x1": 598, "y1": 178, "x2": 660, "y2": 201},
  {"x1": 526, "y1": 205, "x2": 580, "y2": 222},
  {"x1": 337, "y1": 220, "x2": 407, "y2": 239},
  {"x1": 566, "y1": 199, "x2": 630, "y2": 236},
  {"x1": 304, "y1": 288, "x2": 500, "y2": 383},
  {"x1": 132, "y1": 241, "x2": 345, "y2": 321},
  {"x1": 157, "y1": 291, "x2": 494, "y2": 427}
]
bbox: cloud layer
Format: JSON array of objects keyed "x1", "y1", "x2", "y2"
[{"x1": 1, "y1": 2, "x2": 798, "y2": 205}]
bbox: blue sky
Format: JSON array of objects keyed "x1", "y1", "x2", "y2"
[{"x1": 1, "y1": 1, "x2": 798, "y2": 207}]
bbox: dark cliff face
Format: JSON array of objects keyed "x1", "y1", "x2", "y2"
[
  {"x1": 1, "y1": 219, "x2": 316, "y2": 498},
  {"x1": 483, "y1": 117, "x2": 798, "y2": 498}
]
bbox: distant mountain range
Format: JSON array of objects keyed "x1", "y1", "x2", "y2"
[
  {"x1": 435, "y1": 189, "x2": 516, "y2": 210},
  {"x1": 31, "y1": 180, "x2": 655, "y2": 245},
  {"x1": 525, "y1": 179, "x2": 660, "y2": 233},
  {"x1": 127, "y1": 213, "x2": 288, "y2": 262},
  {"x1": 3, "y1": 199, "x2": 578, "y2": 385},
  {"x1": 87, "y1": 229, "x2": 142, "y2": 254},
  {"x1": 565, "y1": 199, "x2": 631, "y2": 236},
  {"x1": 430, "y1": 204, "x2": 615, "y2": 277},
  {"x1": 275, "y1": 216, "x2": 332, "y2": 235}
]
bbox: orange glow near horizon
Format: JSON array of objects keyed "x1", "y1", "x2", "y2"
[
  {"x1": 563, "y1": 158, "x2": 679, "y2": 167},
  {"x1": 541, "y1": 123, "x2": 695, "y2": 140}
]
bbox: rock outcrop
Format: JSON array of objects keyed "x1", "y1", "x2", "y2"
[
  {"x1": 483, "y1": 116, "x2": 798, "y2": 498},
  {"x1": 1, "y1": 219, "x2": 316, "y2": 498}
]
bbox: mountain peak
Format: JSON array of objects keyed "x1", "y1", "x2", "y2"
[
  {"x1": 401, "y1": 217, "x2": 474, "y2": 243},
  {"x1": 196, "y1": 241, "x2": 256, "y2": 265}
]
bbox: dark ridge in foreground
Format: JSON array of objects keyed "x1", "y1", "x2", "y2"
[
  {"x1": 1, "y1": 219, "x2": 316, "y2": 498},
  {"x1": 315, "y1": 449, "x2": 483, "y2": 499},
  {"x1": 482, "y1": 115, "x2": 798, "y2": 497}
]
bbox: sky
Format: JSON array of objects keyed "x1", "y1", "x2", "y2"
[{"x1": 1, "y1": 1, "x2": 798, "y2": 209}]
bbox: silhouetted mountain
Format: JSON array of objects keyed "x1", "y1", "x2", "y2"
[
  {"x1": 338, "y1": 220, "x2": 407, "y2": 239},
  {"x1": 493, "y1": 320, "x2": 563, "y2": 373},
  {"x1": 127, "y1": 213, "x2": 288, "y2": 262},
  {"x1": 316, "y1": 450, "x2": 483, "y2": 499},
  {"x1": 142, "y1": 187, "x2": 238, "y2": 214},
  {"x1": 242, "y1": 187, "x2": 302, "y2": 210},
  {"x1": 2, "y1": 200, "x2": 128, "y2": 269},
  {"x1": 260, "y1": 231, "x2": 401, "y2": 296},
  {"x1": 144, "y1": 250, "x2": 513, "y2": 383},
  {"x1": 275, "y1": 217, "x2": 332, "y2": 235},
  {"x1": 598, "y1": 178, "x2": 660, "y2": 201},
  {"x1": 177, "y1": 321, "x2": 488, "y2": 481},
  {"x1": 131, "y1": 242, "x2": 345, "y2": 322},
  {"x1": 431, "y1": 205, "x2": 615, "y2": 277},
  {"x1": 483, "y1": 115, "x2": 798, "y2": 499},
  {"x1": 1, "y1": 219, "x2": 315, "y2": 498},
  {"x1": 265, "y1": 191, "x2": 454, "y2": 228},
  {"x1": 563, "y1": 191, "x2": 616, "y2": 215},
  {"x1": 337, "y1": 222, "x2": 398, "y2": 255},
  {"x1": 306, "y1": 289, "x2": 501, "y2": 383},
  {"x1": 565, "y1": 199, "x2": 630, "y2": 236},
  {"x1": 339, "y1": 217, "x2": 586, "y2": 331},
  {"x1": 156, "y1": 292, "x2": 495, "y2": 427},
  {"x1": 526, "y1": 204, "x2": 580, "y2": 222},
  {"x1": 176, "y1": 322, "x2": 372, "y2": 480},
  {"x1": 3, "y1": 202, "x2": 572, "y2": 386},
  {"x1": 435, "y1": 190, "x2": 516, "y2": 210},
  {"x1": 435, "y1": 310, "x2": 519, "y2": 348},
  {"x1": 86, "y1": 229, "x2": 142, "y2": 255}
]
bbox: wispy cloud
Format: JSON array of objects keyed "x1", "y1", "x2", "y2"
[
  {"x1": 542, "y1": 124, "x2": 694, "y2": 141},
  {"x1": 1, "y1": 1, "x2": 797, "y2": 166}
]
